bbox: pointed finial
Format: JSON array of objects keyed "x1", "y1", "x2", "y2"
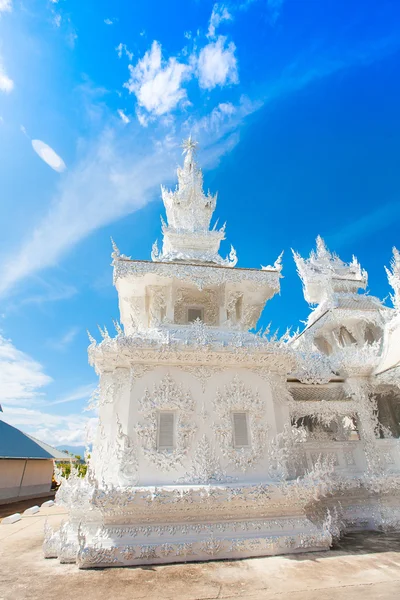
[
  {"x1": 315, "y1": 235, "x2": 330, "y2": 259},
  {"x1": 181, "y1": 135, "x2": 198, "y2": 155}
]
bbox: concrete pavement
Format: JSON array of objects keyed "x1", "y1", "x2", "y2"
[{"x1": 1, "y1": 506, "x2": 400, "y2": 600}]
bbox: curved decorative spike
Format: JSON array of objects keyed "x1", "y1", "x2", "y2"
[
  {"x1": 97, "y1": 325, "x2": 108, "y2": 339},
  {"x1": 113, "y1": 319, "x2": 123, "y2": 336},
  {"x1": 385, "y1": 246, "x2": 400, "y2": 309},
  {"x1": 227, "y1": 244, "x2": 238, "y2": 267},
  {"x1": 87, "y1": 330, "x2": 96, "y2": 345},
  {"x1": 274, "y1": 250, "x2": 284, "y2": 272},
  {"x1": 151, "y1": 240, "x2": 160, "y2": 262},
  {"x1": 110, "y1": 237, "x2": 120, "y2": 259}
]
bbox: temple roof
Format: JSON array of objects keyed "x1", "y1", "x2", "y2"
[
  {"x1": 0, "y1": 419, "x2": 72, "y2": 460},
  {"x1": 293, "y1": 236, "x2": 368, "y2": 305}
]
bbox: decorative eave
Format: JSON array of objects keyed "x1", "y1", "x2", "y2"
[
  {"x1": 113, "y1": 257, "x2": 282, "y2": 292},
  {"x1": 87, "y1": 330, "x2": 296, "y2": 375}
]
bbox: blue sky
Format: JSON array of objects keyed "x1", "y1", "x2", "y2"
[{"x1": 1, "y1": 0, "x2": 400, "y2": 448}]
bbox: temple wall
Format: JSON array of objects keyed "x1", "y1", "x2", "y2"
[{"x1": 92, "y1": 366, "x2": 285, "y2": 487}]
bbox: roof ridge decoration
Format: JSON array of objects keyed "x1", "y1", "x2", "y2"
[
  {"x1": 385, "y1": 246, "x2": 400, "y2": 310},
  {"x1": 292, "y1": 235, "x2": 368, "y2": 305},
  {"x1": 151, "y1": 136, "x2": 238, "y2": 267}
]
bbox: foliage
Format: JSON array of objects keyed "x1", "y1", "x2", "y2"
[{"x1": 55, "y1": 452, "x2": 89, "y2": 482}]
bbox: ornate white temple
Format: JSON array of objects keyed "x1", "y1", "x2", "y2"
[{"x1": 45, "y1": 139, "x2": 400, "y2": 568}]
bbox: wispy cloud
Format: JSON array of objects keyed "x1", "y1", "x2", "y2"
[
  {"x1": 0, "y1": 130, "x2": 179, "y2": 295},
  {"x1": 48, "y1": 326, "x2": 79, "y2": 351},
  {"x1": 327, "y1": 201, "x2": 400, "y2": 250},
  {"x1": 1, "y1": 28, "x2": 399, "y2": 296},
  {"x1": 10, "y1": 278, "x2": 77, "y2": 308},
  {"x1": 208, "y1": 4, "x2": 232, "y2": 38},
  {"x1": 238, "y1": 0, "x2": 284, "y2": 23},
  {"x1": 0, "y1": 335, "x2": 52, "y2": 408},
  {"x1": 116, "y1": 42, "x2": 133, "y2": 61},
  {"x1": 44, "y1": 382, "x2": 95, "y2": 406},
  {"x1": 117, "y1": 109, "x2": 130, "y2": 124}
]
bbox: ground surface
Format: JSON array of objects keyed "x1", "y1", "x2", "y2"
[
  {"x1": 1, "y1": 504, "x2": 400, "y2": 600},
  {"x1": 0, "y1": 493, "x2": 55, "y2": 520}
]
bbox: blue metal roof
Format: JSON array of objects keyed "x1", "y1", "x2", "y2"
[{"x1": 0, "y1": 419, "x2": 71, "y2": 460}]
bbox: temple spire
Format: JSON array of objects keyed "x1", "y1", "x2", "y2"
[{"x1": 151, "y1": 138, "x2": 238, "y2": 267}]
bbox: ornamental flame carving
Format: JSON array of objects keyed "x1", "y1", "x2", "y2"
[
  {"x1": 136, "y1": 373, "x2": 197, "y2": 470},
  {"x1": 213, "y1": 375, "x2": 268, "y2": 472}
]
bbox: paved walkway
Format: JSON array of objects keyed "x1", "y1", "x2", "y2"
[{"x1": 1, "y1": 506, "x2": 400, "y2": 600}]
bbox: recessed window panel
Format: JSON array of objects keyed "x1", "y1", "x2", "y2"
[
  {"x1": 158, "y1": 412, "x2": 175, "y2": 451},
  {"x1": 233, "y1": 412, "x2": 249, "y2": 448},
  {"x1": 187, "y1": 307, "x2": 203, "y2": 323}
]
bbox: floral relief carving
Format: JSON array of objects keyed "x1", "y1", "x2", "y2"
[
  {"x1": 179, "y1": 365, "x2": 223, "y2": 392},
  {"x1": 213, "y1": 375, "x2": 268, "y2": 472},
  {"x1": 135, "y1": 373, "x2": 197, "y2": 470},
  {"x1": 178, "y1": 434, "x2": 228, "y2": 484},
  {"x1": 116, "y1": 416, "x2": 139, "y2": 486}
]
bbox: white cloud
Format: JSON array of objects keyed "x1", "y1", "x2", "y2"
[
  {"x1": 31, "y1": 139, "x2": 67, "y2": 172},
  {"x1": 125, "y1": 41, "x2": 191, "y2": 117},
  {"x1": 116, "y1": 42, "x2": 133, "y2": 61},
  {"x1": 104, "y1": 18, "x2": 113, "y2": 25},
  {"x1": 1, "y1": 407, "x2": 96, "y2": 447},
  {"x1": 0, "y1": 333, "x2": 96, "y2": 446},
  {"x1": 0, "y1": 0, "x2": 12, "y2": 13},
  {"x1": 0, "y1": 58, "x2": 13, "y2": 93},
  {"x1": 117, "y1": 109, "x2": 130, "y2": 124},
  {"x1": 197, "y1": 36, "x2": 238, "y2": 90},
  {"x1": 2, "y1": 32, "x2": 395, "y2": 297},
  {"x1": 208, "y1": 3, "x2": 232, "y2": 38},
  {"x1": 0, "y1": 335, "x2": 52, "y2": 408}
]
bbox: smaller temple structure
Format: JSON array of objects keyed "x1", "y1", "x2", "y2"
[{"x1": 44, "y1": 140, "x2": 400, "y2": 568}]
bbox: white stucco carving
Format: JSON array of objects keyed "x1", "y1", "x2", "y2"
[{"x1": 46, "y1": 143, "x2": 400, "y2": 568}]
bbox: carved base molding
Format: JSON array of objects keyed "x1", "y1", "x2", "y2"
[{"x1": 45, "y1": 516, "x2": 331, "y2": 568}]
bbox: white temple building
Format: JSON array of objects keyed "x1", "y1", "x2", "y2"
[{"x1": 45, "y1": 138, "x2": 400, "y2": 568}]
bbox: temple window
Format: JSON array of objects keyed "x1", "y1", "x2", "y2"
[
  {"x1": 293, "y1": 415, "x2": 360, "y2": 441},
  {"x1": 157, "y1": 411, "x2": 175, "y2": 451},
  {"x1": 314, "y1": 335, "x2": 332, "y2": 356},
  {"x1": 232, "y1": 412, "x2": 250, "y2": 448},
  {"x1": 364, "y1": 325, "x2": 380, "y2": 345},
  {"x1": 187, "y1": 307, "x2": 204, "y2": 323},
  {"x1": 338, "y1": 326, "x2": 357, "y2": 347},
  {"x1": 377, "y1": 393, "x2": 400, "y2": 438}
]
